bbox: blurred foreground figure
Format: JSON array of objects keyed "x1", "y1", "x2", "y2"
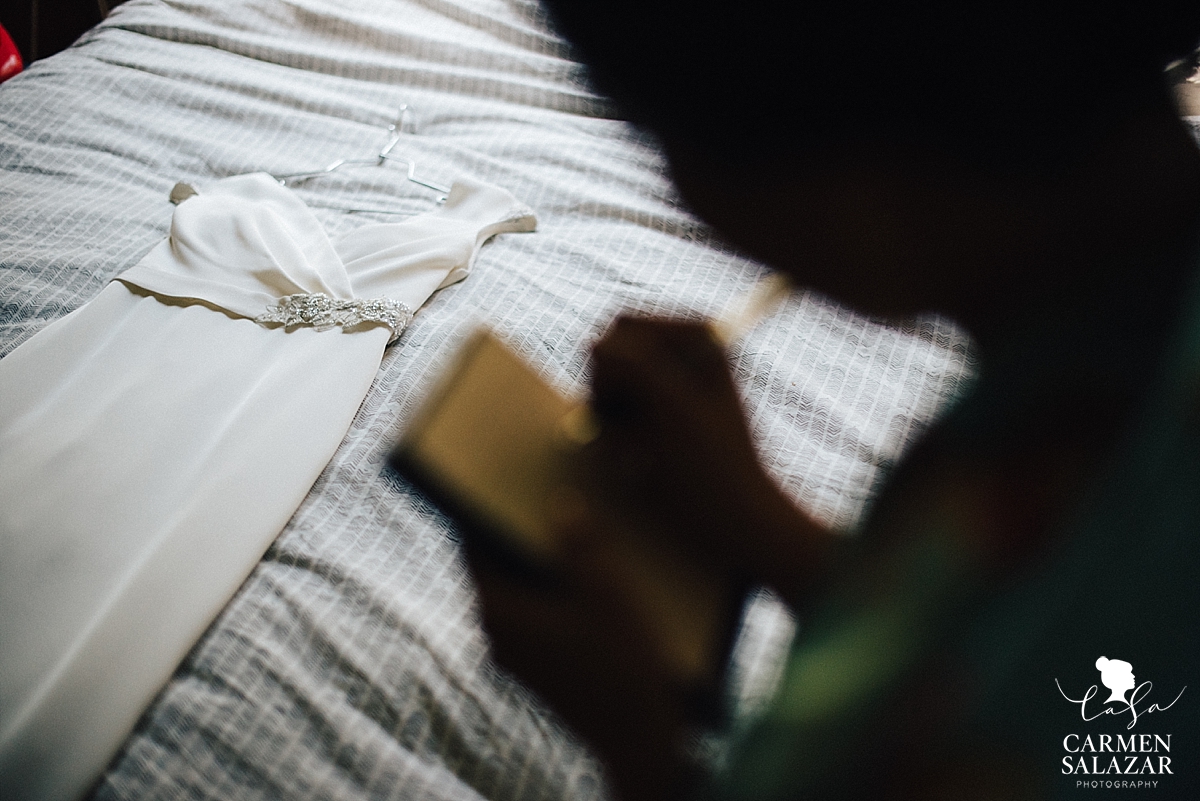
[{"x1": 471, "y1": 2, "x2": 1200, "y2": 799}]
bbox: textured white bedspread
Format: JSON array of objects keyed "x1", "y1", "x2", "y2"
[{"x1": 0, "y1": 1, "x2": 972, "y2": 798}]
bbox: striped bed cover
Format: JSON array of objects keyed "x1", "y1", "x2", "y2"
[{"x1": 0, "y1": 1, "x2": 972, "y2": 798}]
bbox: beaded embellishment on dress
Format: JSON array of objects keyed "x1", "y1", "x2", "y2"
[{"x1": 256, "y1": 293, "x2": 414, "y2": 344}]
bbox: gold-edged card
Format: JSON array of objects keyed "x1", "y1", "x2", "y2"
[
  {"x1": 390, "y1": 327, "x2": 577, "y2": 575},
  {"x1": 390, "y1": 326, "x2": 743, "y2": 721}
]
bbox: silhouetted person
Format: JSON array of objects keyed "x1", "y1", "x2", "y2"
[{"x1": 469, "y1": 3, "x2": 1200, "y2": 798}]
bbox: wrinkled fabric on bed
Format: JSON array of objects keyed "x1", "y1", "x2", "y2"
[{"x1": 0, "y1": 1, "x2": 972, "y2": 799}]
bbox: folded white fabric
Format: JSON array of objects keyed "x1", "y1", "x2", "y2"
[{"x1": 0, "y1": 173, "x2": 535, "y2": 801}]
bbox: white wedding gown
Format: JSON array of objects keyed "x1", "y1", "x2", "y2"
[{"x1": 0, "y1": 173, "x2": 535, "y2": 801}]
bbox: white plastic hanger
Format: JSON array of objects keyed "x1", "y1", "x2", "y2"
[{"x1": 272, "y1": 106, "x2": 450, "y2": 212}]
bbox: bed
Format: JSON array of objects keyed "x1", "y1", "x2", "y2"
[{"x1": 0, "y1": 1, "x2": 974, "y2": 799}]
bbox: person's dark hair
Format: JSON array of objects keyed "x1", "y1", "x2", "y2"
[{"x1": 540, "y1": 1, "x2": 1200, "y2": 171}]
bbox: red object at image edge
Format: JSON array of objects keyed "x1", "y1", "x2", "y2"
[{"x1": 0, "y1": 23, "x2": 23, "y2": 82}]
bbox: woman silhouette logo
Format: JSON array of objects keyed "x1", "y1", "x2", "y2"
[
  {"x1": 1059, "y1": 657, "x2": 1184, "y2": 727},
  {"x1": 1096, "y1": 656, "x2": 1137, "y2": 705}
]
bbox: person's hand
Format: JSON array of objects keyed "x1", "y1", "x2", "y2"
[
  {"x1": 469, "y1": 317, "x2": 757, "y2": 801},
  {"x1": 587, "y1": 316, "x2": 761, "y2": 541},
  {"x1": 587, "y1": 315, "x2": 832, "y2": 609},
  {"x1": 471, "y1": 315, "x2": 834, "y2": 800}
]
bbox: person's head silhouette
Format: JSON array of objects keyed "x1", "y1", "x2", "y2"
[{"x1": 1096, "y1": 657, "x2": 1137, "y2": 704}]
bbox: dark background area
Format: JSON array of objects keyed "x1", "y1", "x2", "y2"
[{"x1": 1, "y1": 0, "x2": 127, "y2": 64}]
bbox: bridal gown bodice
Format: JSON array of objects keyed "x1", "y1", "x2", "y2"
[{"x1": 0, "y1": 173, "x2": 536, "y2": 801}]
